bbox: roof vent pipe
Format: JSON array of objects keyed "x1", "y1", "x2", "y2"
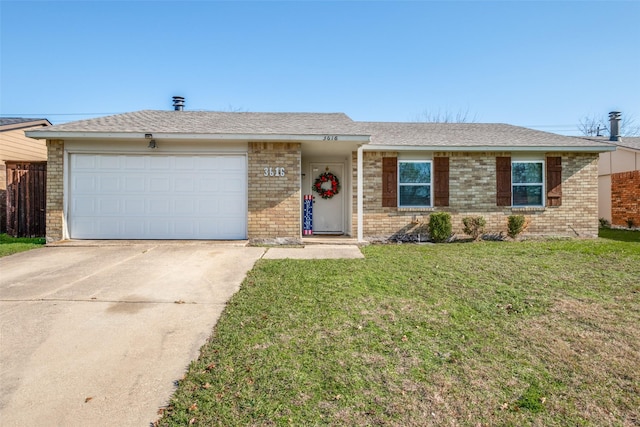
[
  {"x1": 172, "y1": 96, "x2": 185, "y2": 111},
  {"x1": 609, "y1": 111, "x2": 621, "y2": 141}
]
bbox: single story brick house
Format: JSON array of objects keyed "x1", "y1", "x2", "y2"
[{"x1": 26, "y1": 101, "x2": 614, "y2": 242}]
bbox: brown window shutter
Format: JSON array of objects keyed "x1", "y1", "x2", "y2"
[
  {"x1": 546, "y1": 156, "x2": 562, "y2": 207},
  {"x1": 496, "y1": 156, "x2": 512, "y2": 206},
  {"x1": 382, "y1": 157, "x2": 397, "y2": 207},
  {"x1": 433, "y1": 157, "x2": 450, "y2": 206}
]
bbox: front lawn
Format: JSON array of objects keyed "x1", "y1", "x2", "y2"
[
  {"x1": 599, "y1": 227, "x2": 640, "y2": 242},
  {"x1": 157, "y1": 238, "x2": 639, "y2": 426},
  {"x1": 0, "y1": 234, "x2": 46, "y2": 257}
]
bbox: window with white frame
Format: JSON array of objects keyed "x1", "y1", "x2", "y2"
[
  {"x1": 512, "y1": 161, "x2": 544, "y2": 206},
  {"x1": 398, "y1": 160, "x2": 432, "y2": 207}
]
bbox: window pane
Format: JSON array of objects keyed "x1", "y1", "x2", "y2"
[
  {"x1": 399, "y1": 185, "x2": 431, "y2": 206},
  {"x1": 513, "y1": 185, "x2": 543, "y2": 206},
  {"x1": 399, "y1": 162, "x2": 430, "y2": 184},
  {"x1": 512, "y1": 162, "x2": 543, "y2": 184}
]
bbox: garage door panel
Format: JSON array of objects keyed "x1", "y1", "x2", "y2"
[
  {"x1": 69, "y1": 154, "x2": 247, "y2": 239},
  {"x1": 175, "y1": 177, "x2": 195, "y2": 192},
  {"x1": 98, "y1": 155, "x2": 119, "y2": 169},
  {"x1": 74, "y1": 198, "x2": 96, "y2": 215},
  {"x1": 99, "y1": 200, "x2": 121, "y2": 215},
  {"x1": 221, "y1": 177, "x2": 244, "y2": 192},
  {"x1": 124, "y1": 156, "x2": 145, "y2": 169},
  {"x1": 150, "y1": 156, "x2": 170, "y2": 169},
  {"x1": 148, "y1": 199, "x2": 170, "y2": 214},
  {"x1": 100, "y1": 176, "x2": 120, "y2": 192},
  {"x1": 124, "y1": 219, "x2": 145, "y2": 234},
  {"x1": 75, "y1": 176, "x2": 96, "y2": 192},
  {"x1": 150, "y1": 178, "x2": 171, "y2": 192},
  {"x1": 221, "y1": 156, "x2": 245, "y2": 170},
  {"x1": 74, "y1": 155, "x2": 96, "y2": 169},
  {"x1": 175, "y1": 200, "x2": 195, "y2": 214},
  {"x1": 176, "y1": 157, "x2": 196, "y2": 169},
  {"x1": 124, "y1": 199, "x2": 145, "y2": 215},
  {"x1": 97, "y1": 218, "x2": 120, "y2": 235},
  {"x1": 149, "y1": 221, "x2": 171, "y2": 236},
  {"x1": 199, "y1": 177, "x2": 220, "y2": 192},
  {"x1": 220, "y1": 197, "x2": 245, "y2": 215},
  {"x1": 197, "y1": 157, "x2": 219, "y2": 170},
  {"x1": 218, "y1": 219, "x2": 245, "y2": 237},
  {"x1": 198, "y1": 199, "x2": 219, "y2": 214},
  {"x1": 175, "y1": 222, "x2": 195, "y2": 235}
]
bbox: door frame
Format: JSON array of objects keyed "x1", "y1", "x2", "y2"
[{"x1": 309, "y1": 162, "x2": 345, "y2": 234}]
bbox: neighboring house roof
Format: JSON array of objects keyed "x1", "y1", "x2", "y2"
[
  {"x1": 580, "y1": 136, "x2": 640, "y2": 152},
  {"x1": 24, "y1": 110, "x2": 613, "y2": 152},
  {"x1": 0, "y1": 118, "x2": 51, "y2": 131},
  {"x1": 618, "y1": 137, "x2": 640, "y2": 151}
]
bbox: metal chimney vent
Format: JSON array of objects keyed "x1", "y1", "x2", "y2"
[
  {"x1": 172, "y1": 96, "x2": 185, "y2": 111},
  {"x1": 609, "y1": 111, "x2": 621, "y2": 141}
]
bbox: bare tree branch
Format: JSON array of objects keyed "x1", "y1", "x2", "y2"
[
  {"x1": 577, "y1": 113, "x2": 640, "y2": 136},
  {"x1": 413, "y1": 108, "x2": 478, "y2": 123}
]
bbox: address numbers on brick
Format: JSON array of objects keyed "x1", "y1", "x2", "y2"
[{"x1": 264, "y1": 167, "x2": 286, "y2": 177}]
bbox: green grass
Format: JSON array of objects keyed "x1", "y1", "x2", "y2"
[
  {"x1": 0, "y1": 234, "x2": 46, "y2": 257},
  {"x1": 157, "y1": 238, "x2": 640, "y2": 427},
  {"x1": 599, "y1": 227, "x2": 640, "y2": 242}
]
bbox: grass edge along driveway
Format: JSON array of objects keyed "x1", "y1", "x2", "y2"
[
  {"x1": 156, "y1": 233, "x2": 640, "y2": 427},
  {"x1": 0, "y1": 234, "x2": 45, "y2": 257}
]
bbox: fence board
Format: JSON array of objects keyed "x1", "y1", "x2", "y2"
[{"x1": 6, "y1": 161, "x2": 46, "y2": 237}]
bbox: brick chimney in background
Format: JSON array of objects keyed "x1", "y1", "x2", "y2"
[
  {"x1": 609, "y1": 111, "x2": 621, "y2": 141},
  {"x1": 172, "y1": 96, "x2": 185, "y2": 111}
]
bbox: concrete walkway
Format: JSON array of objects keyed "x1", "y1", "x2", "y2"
[{"x1": 263, "y1": 244, "x2": 364, "y2": 259}]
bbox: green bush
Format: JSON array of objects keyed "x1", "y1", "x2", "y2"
[
  {"x1": 462, "y1": 216, "x2": 486, "y2": 241},
  {"x1": 428, "y1": 212, "x2": 452, "y2": 243},
  {"x1": 599, "y1": 217, "x2": 611, "y2": 228},
  {"x1": 507, "y1": 215, "x2": 526, "y2": 239}
]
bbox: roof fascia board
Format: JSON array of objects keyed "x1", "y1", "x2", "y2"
[
  {"x1": 25, "y1": 131, "x2": 371, "y2": 142},
  {"x1": 1, "y1": 120, "x2": 51, "y2": 132},
  {"x1": 362, "y1": 144, "x2": 616, "y2": 153}
]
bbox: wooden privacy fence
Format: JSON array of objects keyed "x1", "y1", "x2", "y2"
[{"x1": 6, "y1": 161, "x2": 46, "y2": 237}]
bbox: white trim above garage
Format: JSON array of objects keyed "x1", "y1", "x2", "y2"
[{"x1": 67, "y1": 153, "x2": 247, "y2": 240}]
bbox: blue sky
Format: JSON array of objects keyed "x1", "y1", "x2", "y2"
[{"x1": 1, "y1": 1, "x2": 639, "y2": 135}]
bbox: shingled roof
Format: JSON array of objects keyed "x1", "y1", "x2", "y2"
[
  {"x1": 28, "y1": 110, "x2": 358, "y2": 135},
  {"x1": 25, "y1": 110, "x2": 613, "y2": 151},
  {"x1": 358, "y1": 122, "x2": 611, "y2": 149}
]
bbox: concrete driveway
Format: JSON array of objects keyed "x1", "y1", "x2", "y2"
[{"x1": 0, "y1": 243, "x2": 265, "y2": 427}]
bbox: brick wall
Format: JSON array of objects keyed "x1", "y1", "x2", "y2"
[
  {"x1": 46, "y1": 139, "x2": 64, "y2": 242},
  {"x1": 352, "y1": 151, "x2": 600, "y2": 239},
  {"x1": 247, "y1": 142, "x2": 301, "y2": 240},
  {"x1": 611, "y1": 170, "x2": 640, "y2": 227}
]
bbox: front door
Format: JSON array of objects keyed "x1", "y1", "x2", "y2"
[{"x1": 310, "y1": 163, "x2": 344, "y2": 234}]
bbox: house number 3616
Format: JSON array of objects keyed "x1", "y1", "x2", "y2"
[{"x1": 264, "y1": 167, "x2": 286, "y2": 177}]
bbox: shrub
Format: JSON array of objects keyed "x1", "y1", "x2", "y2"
[
  {"x1": 627, "y1": 218, "x2": 636, "y2": 228},
  {"x1": 462, "y1": 216, "x2": 486, "y2": 241},
  {"x1": 428, "y1": 212, "x2": 452, "y2": 243},
  {"x1": 507, "y1": 215, "x2": 526, "y2": 239},
  {"x1": 599, "y1": 217, "x2": 611, "y2": 228}
]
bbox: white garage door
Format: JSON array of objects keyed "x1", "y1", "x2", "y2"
[{"x1": 69, "y1": 154, "x2": 247, "y2": 239}]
